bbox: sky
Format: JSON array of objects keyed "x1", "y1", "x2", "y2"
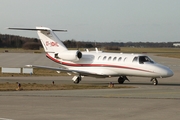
[{"x1": 0, "y1": 0, "x2": 180, "y2": 42}]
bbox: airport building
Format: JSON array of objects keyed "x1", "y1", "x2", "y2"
[{"x1": 173, "y1": 43, "x2": 180, "y2": 47}]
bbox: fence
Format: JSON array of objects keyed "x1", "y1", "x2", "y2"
[{"x1": 1, "y1": 67, "x2": 33, "y2": 74}]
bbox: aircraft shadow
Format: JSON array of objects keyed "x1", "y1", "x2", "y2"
[
  {"x1": 82, "y1": 82, "x2": 180, "y2": 87},
  {"x1": 121, "y1": 82, "x2": 180, "y2": 86}
]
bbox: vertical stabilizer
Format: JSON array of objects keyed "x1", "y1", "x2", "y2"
[{"x1": 36, "y1": 27, "x2": 67, "y2": 53}]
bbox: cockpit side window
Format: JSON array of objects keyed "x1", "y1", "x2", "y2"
[{"x1": 139, "y1": 56, "x2": 154, "y2": 64}]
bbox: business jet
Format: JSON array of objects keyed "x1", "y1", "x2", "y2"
[{"x1": 8, "y1": 27, "x2": 173, "y2": 85}]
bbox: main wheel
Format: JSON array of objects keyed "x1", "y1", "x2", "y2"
[
  {"x1": 118, "y1": 76, "x2": 125, "y2": 84},
  {"x1": 74, "y1": 76, "x2": 81, "y2": 84}
]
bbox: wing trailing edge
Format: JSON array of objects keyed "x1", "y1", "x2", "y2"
[{"x1": 25, "y1": 65, "x2": 109, "y2": 78}]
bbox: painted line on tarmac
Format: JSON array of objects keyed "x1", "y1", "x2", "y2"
[{"x1": 0, "y1": 118, "x2": 13, "y2": 120}]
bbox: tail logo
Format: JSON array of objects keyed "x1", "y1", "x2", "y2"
[{"x1": 46, "y1": 41, "x2": 59, "y2": 47}]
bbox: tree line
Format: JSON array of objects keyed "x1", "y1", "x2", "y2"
[
  {"x1": 0, "y1": 34, "x2": 178, "y2": 50},
  {"x1": 0, "y1": 34, "x2": 40, "y2": 49}
]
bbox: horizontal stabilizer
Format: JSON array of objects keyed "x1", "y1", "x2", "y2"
[{"x1": 7, "y1": 27, "x2": 67, "y2": 32}]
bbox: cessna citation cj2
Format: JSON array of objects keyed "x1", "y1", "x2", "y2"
[{"x1": 8, "y1": 27, "x2": 173, "y2": 85}]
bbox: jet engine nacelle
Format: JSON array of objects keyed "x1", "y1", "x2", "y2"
[{"x1": 55, "y1": 50, "x2": 82, "y2": 61}]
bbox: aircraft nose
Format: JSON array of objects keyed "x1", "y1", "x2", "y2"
[
  {"x1": 164, "y1": 68, "x2": 173, "y2": 77},
  {"x1": 159, "y1": 66, "x2": 174, "y2": 78}
]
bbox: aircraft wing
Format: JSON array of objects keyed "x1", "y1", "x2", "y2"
[{"x1": 26, "y1": 65, "x2": 109, "y2": 78}]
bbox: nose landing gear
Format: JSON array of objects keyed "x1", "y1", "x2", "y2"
[{"x1": 151, "y1": 78, "x2": 158, "y2": 85}]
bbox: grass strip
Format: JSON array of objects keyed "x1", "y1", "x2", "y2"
[{"x1": 0, "y1": 83, "x2": 135, "y2": 91}]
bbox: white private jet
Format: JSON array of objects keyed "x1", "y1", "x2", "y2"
[{"x1": 8, "y1": 27, "x2": 173, "y2": 85}]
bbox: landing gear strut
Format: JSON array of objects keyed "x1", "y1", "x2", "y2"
[
  {"x1": 118, "y1": 76, "x2": 129, "y2": 84},
  {"x1": 151, "y1": 78, "x2": 158, "y2": 85},
  {"x1": 72, "y1": 75, "x2": 81, "y2": 84}
]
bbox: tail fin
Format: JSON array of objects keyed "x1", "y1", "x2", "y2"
[
  {"x1": 8, "y1": 27, "x2": 68, "y2": 53},
  {"x1": 36, "y1": 27, "x2": 67, "y2": 53}
]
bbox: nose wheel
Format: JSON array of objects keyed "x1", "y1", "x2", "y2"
[{"x1": 151, "y1": 78, "x2": 158, "y2": 85}]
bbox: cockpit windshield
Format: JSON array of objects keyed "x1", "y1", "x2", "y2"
[{"x1": 139, "y1": 56, "x2": 154, "y2": 64}]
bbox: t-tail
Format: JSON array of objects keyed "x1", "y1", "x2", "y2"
[
  {"x1": 8, "y1": 27, "x2": 82, "y2": 61},
  {"x1": 36, "y1": 27, "x2": 68, "y2": 53}
]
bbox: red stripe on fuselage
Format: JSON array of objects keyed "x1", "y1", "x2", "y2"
[
  {"x1": 46, "y1": 53, "x2": 154, "y2": 73},
  {"x1": 46, "y1": 54, "x2": 60, "y2": 63}
]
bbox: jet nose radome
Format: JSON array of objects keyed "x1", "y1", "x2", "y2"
[
  {"x1": 162, "y1": 68, "x2": 173, "y2": 77},
  {"x1": 158, "y1": 65, "x2": 174, "y2": 78}
]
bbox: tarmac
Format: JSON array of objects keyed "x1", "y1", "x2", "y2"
[{"x1": 0, "y1": 53, "x2": 180, "y2": 120}]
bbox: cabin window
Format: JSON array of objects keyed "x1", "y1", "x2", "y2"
[
  {"x1": 139, "y1": 56, "x2": 154, "y2": 64},
  {"x1": 132, "y1": 57, "x2": 138, "y2": 62},
  {"x1": 124, "y1": 57, "x2": 127, "y2": 61},
  {"x1": 98, "y1": 56, "x2": 101, "y2": 60},
  {"x1": 113, "y1": 57, "x2": 117, "y2": 61},
  {"x1": 108, "y1": 57, "x2": 112, "y2": 61},
  {"x1": 103, "y1": 56, "x2": 107, "y2": 60},
  {"x1": 118, "y1": 57, "x2": 122, "y2": 61}
]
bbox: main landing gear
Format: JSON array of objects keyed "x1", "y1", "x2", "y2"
[
  {"x1": 151, "y1": 78, "x2": 158, "y2": 85},
  {"x1": 72, "y1": 75, "x2": 81, "y2": 84},
  {"x1": 118, "y1": 76, "x2": 129, "y2": 84}
]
